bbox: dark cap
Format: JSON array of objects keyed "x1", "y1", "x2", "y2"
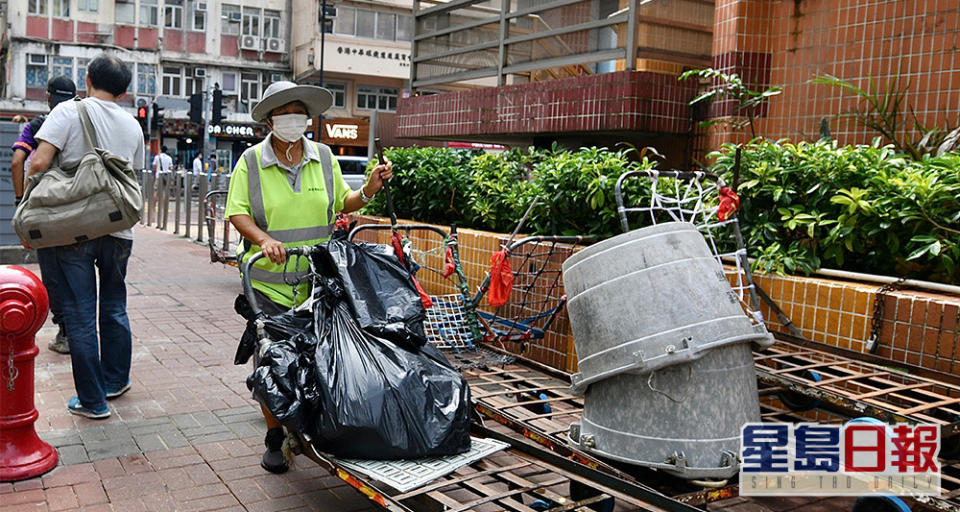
[{"x1": 47, "y1": 75, "x2": 77, "y2": 103}]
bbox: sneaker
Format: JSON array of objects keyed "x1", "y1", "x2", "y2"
[
  {"x1": 67, "y1": 397, "x2": 110, "y2": 419},
  {"x1": 260, "y1": 428, "x2": 289, "y2": 474},
  {"x1": 47, "y1": 325, "x2": 70, "y2": 354},
  {"x1": 106, "y1": 381, "x2": 132, "y2": 400}
]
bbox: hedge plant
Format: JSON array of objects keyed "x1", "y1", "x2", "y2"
[{"x1": 710, "y1": 138, "x2": 959, "y2": 283}]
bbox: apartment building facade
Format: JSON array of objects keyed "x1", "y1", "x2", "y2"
[
  {"x1": 291, "y1": 0, "x2": 415, "y2": 155},
  {"x1": 1, "y1": 0, "x2": 292, "y2": 167}
]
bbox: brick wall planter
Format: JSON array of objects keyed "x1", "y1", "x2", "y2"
[{"x1": 352, "y1": 215, "x2": 960, "y2": 376}]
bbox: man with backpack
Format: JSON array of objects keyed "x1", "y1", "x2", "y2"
[
  {"x1": 25, "y1": 54, "x2": 144, "y2": 419},
  {"x1": 10, "y1": 75, "x2": 77, "y2": 354}
]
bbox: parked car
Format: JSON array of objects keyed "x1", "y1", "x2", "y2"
[{"x1": 337, "y1": 156, "x2": 369, "y2": 191}]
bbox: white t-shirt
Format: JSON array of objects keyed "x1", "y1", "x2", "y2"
[
  {"x1": 192, "y1": 156, "x2": 203, "y2": 175},
  {"x1": 35, "y1": 97, "x2": 144, "y2": 240},
  {"x1": 153, "y1": 152, "x2": 173, "y2": 175}
]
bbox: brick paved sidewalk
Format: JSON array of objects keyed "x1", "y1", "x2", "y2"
[{"x1": 1, "y1": 226, "x2": 377, "y2": 512}]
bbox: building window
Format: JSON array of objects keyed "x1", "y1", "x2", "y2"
[
  {"x1": 115, "y1": 1, "x2": 135, "y2": 24},
  {"x1": 324, "y1": 82, "x2": 346, "y2": 109},
  {"x1": 140, "y1": 0, "x2": 158, "y2": 26},
  {"x1": 50, "y1": 57, "x2": 74, "y2": 82},
  {"x1": 52, "y1": 0, "x2": 69, "y2": 17},
  {"x1": 137, "y1": 63, "x2": 157, "y2": 95},
  {"x1": 191, "y1": 0, "x2": 205, "y2": 30},
  {"x1": 26, "y1": 55, "x2": 48, "y2": 89},
  {"x1": 185, "y1": 72, "x2": 204, "y2": 95},
  {"x1": 397, "y1": 15, "x2": 413, "y2": 41},
  {"x1": 240, "y1": 72, "x2": 260, "y2": 110},
  {"x1": 221, "y1": 4, "x2": 241, "y2": 35},
  {"x1": 28, "y1": 0, "x2": 47, "y2": 15},
  {"x1": 376, "y1": 12, "x2": 396, "y2": 41},
  {"x1": 333, "y1": 6, "x2": 354, "y2": 35},
  {"x1": 357, "y1": 86, "x2": 397, "y2": 112},
  {"x1": 78, "y1": 0, "x2": 98, "y2": 12},
  {"x1": 356, "y1": 9, "x2": 375, "y2": 38},
  {"x1": 263, "y1": 10, "x2": 281, "y2": 38},
  {"x1": 164, "y1": 0, "x2": 183, "y2": 29},
  {"x1": 76, "y1": 58, "x2": 89, "y2": 90},
  {"x1": 221, "y1": 71, "x2": 238, "y2": 93},
  {"x1": 242, "y1": 7, "x2": 260, "y2": 36},
  {"x1": 162, "y1": 66, "x2": 182, "y2": 96},
  {"x1": 126, "y1": 63, "x2": 136, "y2": 93}
]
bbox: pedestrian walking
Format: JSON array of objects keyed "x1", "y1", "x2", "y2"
[
  {"x1": 192, "y1": 152, "x2": 203, "y2": 176},
  {"x1": 25, "y1": 54, "x2": 144, "y2": 419},
  {"x1": 225, "y1": 80, "x2": 392, "y2": 473},
  {"x1": 10, "y1": 75, "x2": 77, "y2": 354},
  {"x1": 152, "y1": 145, "x2": 173, "y2": 177}
]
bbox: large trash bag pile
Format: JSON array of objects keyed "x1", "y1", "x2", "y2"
[{"x1": 239, "y1": 237, "x2": 472, "y2": 460}]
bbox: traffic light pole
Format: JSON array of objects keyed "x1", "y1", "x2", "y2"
[{"x1": 202, "y1": 86, "x2": 213, "y2": 175}]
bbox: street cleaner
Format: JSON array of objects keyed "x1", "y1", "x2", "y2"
[{"x1": 224, "y1": 80, "x2": 392, "y2": 473}]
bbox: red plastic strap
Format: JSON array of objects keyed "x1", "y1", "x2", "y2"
[
  {"x1": 443, "y1": 247, "x2": 455, "y2": 278},
  {"x1": 334, "y1": 212, "x2": 351, "y2": 232},
  {"x1": 390, "y1": 232, "x2": 432, "y2": 309},
  {"x1": 487, "y1": 250, "x2": 513, "y2": 307},
  {"x1": 717, "y1": 186, "x2": 741, "y2": 222}
]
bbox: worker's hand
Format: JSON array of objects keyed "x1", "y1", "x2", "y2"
[
  {"x1": 260, "y1": 237, "x2": 286, "y2": 265},
  {"x1": 18, "y1": 234, "x2": 32, "y2": 251},
  {"x1": 364, "y1": 158, "x2": 393, "y2": 195}
]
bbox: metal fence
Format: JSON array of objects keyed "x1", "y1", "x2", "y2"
[{"x1": 137, "y1": 170, "x2": 236, "y2": 253}]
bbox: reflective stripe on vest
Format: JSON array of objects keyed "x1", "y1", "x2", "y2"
[{"x1": 246, "y1": 265, "x2": 312, "y2": 285}]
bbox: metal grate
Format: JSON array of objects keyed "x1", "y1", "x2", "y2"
[{"x1": 333, "y1": 437, "x2": 509, "y2": 493}]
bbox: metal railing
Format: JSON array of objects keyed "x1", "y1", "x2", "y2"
[{"x1": 137, "y1": 170, "x2": 233, "y2": 247}]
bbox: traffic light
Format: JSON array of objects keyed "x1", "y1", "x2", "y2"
[
  {"x1": 136, "y1": 104, "x2": 149, "y2": 138},
  {"x1": 212, "y1": 88, "x2": 226, "y2": 124},
  {"x1": 188, "y1": 92, "x2": 203, "y2": 125},
  {"x1": 151, "y1": 103, "x2": 164, "y2": 130}
]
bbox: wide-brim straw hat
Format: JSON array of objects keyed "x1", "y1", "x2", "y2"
[{"x1": 251, "y1": 81, "x2": 333, "y2": 122}]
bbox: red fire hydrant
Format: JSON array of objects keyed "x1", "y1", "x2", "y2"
[{"x1": 0, "y1": 265, "x2": 57, "y2": 481}]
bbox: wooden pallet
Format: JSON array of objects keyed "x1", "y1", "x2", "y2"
[{"x1": 755, "y1": 342, "x2": 960, "y2": 439}]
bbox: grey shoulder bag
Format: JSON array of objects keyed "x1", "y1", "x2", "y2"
[{"x1": 12, "y1": 99, "x2": 143, "y2": 248}]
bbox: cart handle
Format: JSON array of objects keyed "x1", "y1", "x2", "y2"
[
  {"x1": 614, "y1": 169, "x2": 724, "y2": 233},
  {"x1": 347, "y1": 223, "x2": 448, "y2": 241},
  {"x1": 242, "y1": 246, "x2": 313, "y2": 318}
]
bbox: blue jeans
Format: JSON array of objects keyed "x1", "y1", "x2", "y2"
[
  {"x1": 46, "y1": 236, "x2": 133, "y2": 409},
  {"x1": 35, "y1": 247, "x2": 65, "y2": 326}
]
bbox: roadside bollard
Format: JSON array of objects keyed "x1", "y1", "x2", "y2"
[{"x1": 0, "y1": 266, "x2": 57, "y2": 482}]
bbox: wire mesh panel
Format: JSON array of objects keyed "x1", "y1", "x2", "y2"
[
  {"x1": 424, "y1": 294, "x2": 476, "y2": 350},
  {"x1": 615, "y1": 169, "x2": 765, "y2": 328}
]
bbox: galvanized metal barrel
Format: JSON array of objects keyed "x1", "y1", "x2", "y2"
[
  {"x1": 568, "y1": 343, "x2": 760, "y2": 479},
  {"x1": 562, "y1": 222, "x2": 773, "y2": 394}
]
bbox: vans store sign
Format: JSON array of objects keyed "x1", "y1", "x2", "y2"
[{"x1": 315, "y1": 118, "x2": 369, "y2": 147}]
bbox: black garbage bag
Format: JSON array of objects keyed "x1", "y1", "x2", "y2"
[
  {"x1": 326, "y1": 237, "x2": 428, "y2": 350},
  {"x1": 246, "y1": 246, "x2": 472, "y2": 460}
]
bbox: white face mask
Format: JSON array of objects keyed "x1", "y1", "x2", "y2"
[{"x1": 271, "y1": 113, "x2": 308, "y2": 143}]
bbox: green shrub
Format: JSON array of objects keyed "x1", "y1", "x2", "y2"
[
  {"x1": 709, "y1": 139, "x2": 960, "y2": 283},
  {"x1": 362, "y1": 145, "x2": 653, "y2": 239}
]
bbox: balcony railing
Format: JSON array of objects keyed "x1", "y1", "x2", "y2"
[{"x1": 410, "y1": 0, "x2": 638, "y2": 90}]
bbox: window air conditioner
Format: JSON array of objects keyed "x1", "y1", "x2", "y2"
[
  {"x1": 28, "y1": 54, "x2": 48, "y2": 65},
  {"x1": 195, "y1": 2, "x2": 206, "y2": 11},
  {"x1": 270, "y1": 73, "x2": 283, "y2": 82},
  {"x1": 265, "y1": 37, "x2": 284, "y2": 53},
  {"x1": 239, "y1": 35, "x2": 260, "y2": 50},
  {"x1": 228, "y1": 11, "x2": 242, "y2": 21},
  {"x1": 194, "y1": 68, "x2": 206, "y2": 77}
]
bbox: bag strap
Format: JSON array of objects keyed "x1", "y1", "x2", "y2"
[{"x1": 75, "y1": 98, "x2": 100, "y2": 153}]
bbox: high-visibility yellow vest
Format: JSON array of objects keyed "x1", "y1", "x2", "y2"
[{"x1": 235, "y1": 140, "x2": 341, "y2": 307}]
